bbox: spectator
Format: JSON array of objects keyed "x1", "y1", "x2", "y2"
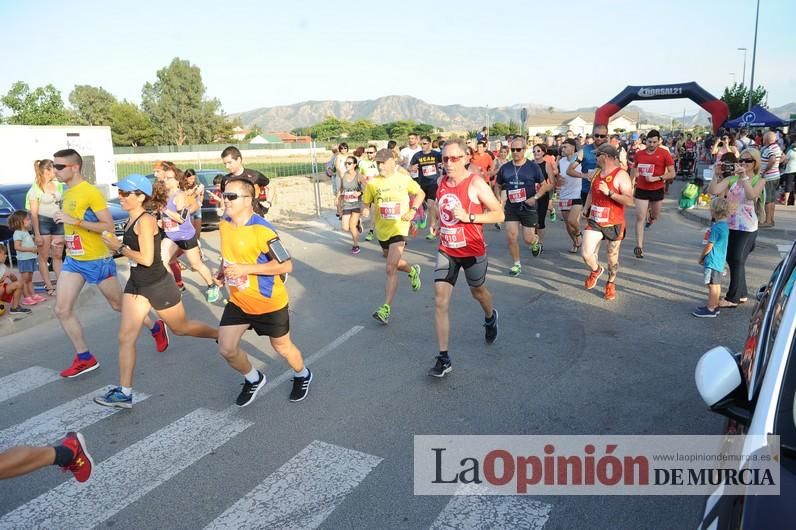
[
  {"x1": 759, "y1": 131, "x2": 783, "y2": 227},
  {"x1": 780, "y1": 136, "x2": 796, "y2": 207},
  {"x1": 0, "y1": 243, "x2": 29, "y2": 315},
  {"x1": 9, "y1": 210, "x2": 46, "y2": 306},
  {"x1": 693, "y1": 197, "x2": 730, "y2": 318},
  {"x1": 26, "y1": 159, "x2": 64, "y2": 296},
  {"x1": 711, "y1": 132, "x2": 739, "y2": 162}
]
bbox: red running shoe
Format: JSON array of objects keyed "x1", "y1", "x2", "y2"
[
  {"x1": 60, "y1": 432, "x2": 93, "y2": 483},
  {"x1": 151, "y1": 319, "x2": 169, "y2": 353},
  {"x1": 60, "y1": 355, "x2": 99, "y2": 378},
  {"x1": 584, "y1": 265, "x2": 604, "y2": 290},
  {"x1": 604, "y1": 281, "x2": 617, "y2": 300}
]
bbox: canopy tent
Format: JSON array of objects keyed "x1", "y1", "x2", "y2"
[{"x1": 724, "y1": 105, "x2": 787, "y2": 129}]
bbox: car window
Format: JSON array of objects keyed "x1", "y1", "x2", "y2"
[
  {"x1": 0, "y1": 193, "x2": 14, "y2": 211},
  {"x1": 773, "y1": 280, "x2": 796, "y2": 462},
  {"x1": 197, "y1": 171, "x2": 223, "y2": 188},
  {"x1": 4, "y1": 188, "x2": 29, "y2": 209}
]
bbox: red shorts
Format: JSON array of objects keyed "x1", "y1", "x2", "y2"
[{"x1": 0, "y1": 284, "x2": 13, "y2": 303}]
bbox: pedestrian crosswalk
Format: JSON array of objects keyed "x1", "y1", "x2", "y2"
[{"x1": 0, "y1": 327, "x2": 553, "y2": 529}]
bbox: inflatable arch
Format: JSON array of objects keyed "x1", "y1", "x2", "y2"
[{"x1": 594, "y1": 83, "x2": 729, "y2": 134}]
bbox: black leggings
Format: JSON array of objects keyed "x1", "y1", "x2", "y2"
[
  {"x1": 536, "y1": 193, "x2": 550, "y2": 230},
  {"x1": 725, "y1": 229, "x2": 757, "y2": 303}
]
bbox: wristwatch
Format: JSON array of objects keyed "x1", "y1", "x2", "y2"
[
  {"x1": 410, "y1": 206, "x2": 418, "y2": 211},
  {"x1": 607, "y1": 190, "x2": 613, "y2": 197},
  {"x1": 469, "y1": 213, "x2": 476, "y2": 223},
  {"x1": 117, "y1": 244, "x2": 129, "y2": 254}
]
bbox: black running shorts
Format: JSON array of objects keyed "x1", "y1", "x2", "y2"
[
  {"x1": 220, "y1": 302, "x2": 290, "y2": 338},
  {"x1": 434, "y1": 251, "x2": 487, "y2": 288}
]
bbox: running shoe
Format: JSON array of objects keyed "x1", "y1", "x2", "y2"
[
  {"x1": 425, "y1": 233, "x2": 436, "y2": 240},
  {"x1": 22, "y1": 296, "x2": 40, "y2": 306},
  {"x1": 177, "y1": 282, "x2": 186, "y2": 293},
  {"x1": 151, "y1": 319, "x2": 169, "y2": 353},
  {"x1": 60, "y1": 355, "x2": 99, "y2": 378},
  {"x1": 365, "y1": 230, "x2": 374, "y2": 241},
  {"x1": 428, "y1": 355, "x2": 452, "y2": 378},
  {"x1": 604, "y1": 281, "x2": 617, "y2": 301},
  {"x1": 509, "y1": 264, "x2": 521, "y2": 277},
  {"x1": 9, "y1": 306, "x2": 32, "y2": 314},
  {"x1": 206, "y1": 284, "x2": 220, "y2": 303},
  {"x1": 530, "y1": 236, "x2": 542, "y2": 257},
  {"x1": 94, "y1": 387, "x2": 133, "y2": 409},
  {"x1": 408, "y1": 264, "x2": 422, "y2": 292},
  {"x1": 236, "y1": 370, "x2": 265, "y2": 407},
  {"x1": 59, "y1": 432, "x2": 93, "y2": 483},
  {"x1": 692, "y1": 306, "x2": 720, "y2": 318},
  {"x1": 484, "y1": 309, "x2": 499, "y2": 344},
  {"x1": 584, "y1": 265, "x2": 604, "y2": 290},
  {"x1": 418, "y1": 210, "x2": 428, "y2": 229},
  {"x1": 32, "y1": 294, "x2": 48, "y2": 303},
  {"x1": 289, "y1": 368, "x2": 313, "y2": 402},
  {"x1": 351, "y1": 245, "x2": 361, "y2": 255},
  {"x1": 372, "y1": 303, "x2": 390, "y2": 325},
  {"x1": 550, "y1": 210, "x2": 557, "y2": 222}
]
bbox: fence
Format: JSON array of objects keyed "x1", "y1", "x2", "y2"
[{"x1": 113, "y1": 142, "x2": 313, "y2": 154}]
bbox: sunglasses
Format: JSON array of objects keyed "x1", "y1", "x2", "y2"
[
  {"x1": 366, "y1": 151, "x2": 376, "y2": 155},
  {"x1": 739, "y1": 159, "x2": 754, "y2": 164},
  {"x1": 53, "y1": 163, "x2": 74, "y2": 170},
  {"x1": 442, "y1": 155, "x2": 464, "y2": 163},
  {"x1": 118, "y1": 190, "x2": 143, "y2": 198},
  {"x1": 510, "y1": 148, "x2": 524, "y2": 152},
  {"x1": 593, "y1": 134, "x2": 608, "y2": 139},
  {"x1": 222, "y1": 192, "x2": 252, "y2": 201},
  {"x1": 345, "y1": 162, "x2": 355, "y2": 166}
]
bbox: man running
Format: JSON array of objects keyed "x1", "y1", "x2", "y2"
[
  {"x1": 215, "y1": 177, "x2": 312, "y2": 406},
  {"x1": 358, "y1": 145, "x2": 380, "y2": 241},
  {"x1": 630, "y1": 129, "x2": 674, "y2": 258},
  {"x1": 557, "y1": 138, "x2": 584, "y2": 252},
  {"x1": 399, "y1": 133, "x2": 422, "y2": 180},
  {"x1": 52, "y1": 149, "x2": 168, "y2": 378},
  {"x1": 221, "y1": 146, "x2": 271, "y2": 216},
  {"x1": 581, "y1": 144, "x2": 634, "y2": 301},
  {"x1": 362, "y1": 149, "x2": 425, "y2": 324},
  {"x1": 0, "y1": 432, "x2": 92, "y2": 482},
  {"x1": 429, "y1": 139, "x2": 504, "y2": 378},
  {"x1": 410, "y1": 135, "x2": 443, "y2": 239},
  {"x1": 494, "y1": 137, "x2": 550, "y2": 276},
  {"x1": 567, "y1": 124, "x2": 610, "y2": 205}
]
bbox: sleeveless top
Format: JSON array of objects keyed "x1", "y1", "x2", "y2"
[
  {"x1": 124, "y1": 212, "x2": 170, "y2": 285},
  {"x1": 558, "y1": 156, "x2": 582, "y2": 200},
  {"x1": 161, "y1": 195, "x2": 196, "y2": 241},
  {"x1": 536, "y1": 160, "x2": 550, "y2": 197},
  {"x1": 340, "y1": 174, "x2": 363, "y2": 210},
  {"x1": 436, "y1": 174, "x2": 486, "y2": 258},
  {"x1": 26, "y1": 181, "x2": 64, "y2": 218},
  {"x1": 588, "y1": 167, "x2": 625, "y2": 227}
]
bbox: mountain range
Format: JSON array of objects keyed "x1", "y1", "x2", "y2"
[{"x1": 232, "y1": 95, "x2": 795, "y2": 133}]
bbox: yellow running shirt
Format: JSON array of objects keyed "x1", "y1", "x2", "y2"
[
  {"x1": 362, "y1": 171, "x2": 422, "y2": 241},
  {"x1": 62, "y1": 181, "x2": 110, "y2": 261}
]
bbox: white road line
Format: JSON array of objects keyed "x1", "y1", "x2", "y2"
[
  {"x1": 205, "y1": 440, "x2": 382, "y2": 529},
  {"x1": 430, "y1": 484, "x2": 552, "y2": 530},
  {"x1": 0, "y1": 408, "x2": 252, "y2": 529},
  {"x1": 0, "y1": 366, "x2": 60, "y2": 403},
  {"x1": 0, "y1": 389, "x2": 150, "y2": 447}
]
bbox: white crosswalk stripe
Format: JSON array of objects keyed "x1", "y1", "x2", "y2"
[
  {"x1": 0, "y1": 366, "x2": 59, "y2": 403},
  {"x1": 205, "y1": 440, "x2": 382, "y2": 529},
  {"x1": 430, "y1": 484, "x2": 552, "y2": 530},
  {"x1": 0, "y1": 407, "x2": 252, "y2": 529},
  {"x1": 0, "y1": 388, "x2": 150, "y2": 447}
]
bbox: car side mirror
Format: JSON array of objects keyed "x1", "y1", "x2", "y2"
[
  {"x1": 695, "y1": 346, "x2": 752, "y2": 425},
  {"x1": 0, "y1": 207, "x2": 12, "y2": 217}
]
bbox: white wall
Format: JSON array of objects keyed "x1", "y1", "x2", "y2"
[{"x1": 113, "y1": 147, "x2": 321, "y2": 163}]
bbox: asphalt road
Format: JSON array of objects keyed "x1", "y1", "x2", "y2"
[{"x1": 0, "y1": 197, "x2": 784, "y2": 529}]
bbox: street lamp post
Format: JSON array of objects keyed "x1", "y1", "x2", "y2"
[
  {"x1": 737, "y1": 47, "x2": 747, "y2": 87},
  {"x1": 747, "y1": 0, "x2": 760, "y2": 112},
  {"x1": 729, "y1": 73, "x2": 736, "y2": 85}
]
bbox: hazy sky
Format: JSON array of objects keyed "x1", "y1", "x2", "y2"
[{"x1": 1, "y1": 0, "x2": 793, "y2": 120}]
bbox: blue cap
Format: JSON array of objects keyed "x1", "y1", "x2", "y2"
[
  {"x1": 114, "y1": 174, "x2": 152, "y2": 196},
  {"x1": 630, "y1": 133, "x2": 640, "y2": 141}
]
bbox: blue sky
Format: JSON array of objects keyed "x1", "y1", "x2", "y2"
[{"x1": 1, "y1": 0, "x2": 793, "y2": 119}]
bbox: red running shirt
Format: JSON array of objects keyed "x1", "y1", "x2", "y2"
[
  {"x1": 634, "y1": 148, "x2": 673, "y2": 191},
  {"x1": 436, "y1": 174, "x2": 486, "y2": 257},
  {"x1": 589, "y1": 168, "x2": 625, "y2": 227}
]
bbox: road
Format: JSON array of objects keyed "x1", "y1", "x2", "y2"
[{"x1": 0, "y1": 197, "x2": 784, "y2": 529}]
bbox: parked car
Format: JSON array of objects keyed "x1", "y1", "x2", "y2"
[
  {"x1": 0, "y1": 183, "x2": 128, "y2": 261},
  {"x1": 142, "y1": 169, "x2": 226, "y2": 229},
  {"x1": 695, "y1": 241, "x2": 796, "y2": 528}
]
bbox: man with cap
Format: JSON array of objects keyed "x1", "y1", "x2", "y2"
[
  {"x1": 581, "y1": 143, "x2": 634, "y2": 301},
  {"x1": 362, "y1": 149, "x2": 425, "y2": 324},
  {"x1": 630, "y1": 129, "x2": 674, "y2": 258},
  {"x1": 221, "y1": 146, "x2": 271, "y2": 216},
  {"x1": 52, "y1": 152, "x2": 169, "y2": 379}
]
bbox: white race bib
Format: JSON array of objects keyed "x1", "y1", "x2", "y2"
[
  {"x1": 379, "y1": 201, "x2": 401, "y2": 220},
  {"x1": 439, "y1": 226, "x2": 467, "y2": 249},
  {"x1": 224, "y1": 262, "x2": 250, "y2": 290},
  {"x1": 65, "y1": 234, "x2": 85, "y2": 256},
  {"x1": 558, "y1": 199, "x2": 573, "y2": 210},
  {"x1": 422, "y1": 165, "x2": 437, "y2": 177},
  {"x1": 589, "y1": 205, "x2": 609, "y2": 225},
  {"x1": 507, "y1": 188, "x2": 527, "y2": 203},
  {"x1": 162, "y1": 216, "x2": 180, "y2": 233}
]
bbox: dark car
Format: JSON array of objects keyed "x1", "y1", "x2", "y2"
[
  {"x1": 0, "y1": 183, "x2": 128, "y2": 261},
  {"x1": 142, "y1": 169, "x2": 226, "y2": 229}
]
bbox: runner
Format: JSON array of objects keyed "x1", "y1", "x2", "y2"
[
  {"x1": 630, "y1": 129, "x2": 674, "y2": 258},
  {"x1": 159, "y1": 164, "x2": 220, "y2": 302},
  {"x1": 567, "y1": 124, "x2": 610, "y2": 205},
  {"x1": 52, "y1": 149, "x2": 168, "y2": 378},
  {"x1": 338, "y1": 156, "x2": 367, "y2": 254},
  {"x1": 470, "y1": 141, "x2": 494, "y2": 177},
  {"x1": 557, "y1": 138, "x2": 584, "y2": 253},
  {"x1": 581, "y1": 144, "x2": 634, "y2": 300},
  {"x1": 0, "y1": 432, "x2": 92, "y2": 482},
  {"x1": 220, "y1": 146, "x2": 271, "y2": 216},
  {"x1": 494, "y1": 137, "x2": 549, "y2": 276},
  {"x1": 362, "y1": 149, "x2": 425, "y2": 325},
  {"x1": 531, "y1": 144, "x2": 557, "y2": 254},
  {"x1": 215, "y1": 177, "x2": 312, "y2": 406},
  {"x1": 358, "y1": 145, "x2": 379, "y2": 241},
  {"x1": 410, "y1": 135, "x2": 443, "y2": 239},
  {"x1": 182, "y1": 168, "x2": 206, "y2": 257},
  {"x1": 399, "y1": 133, "x2": 422, "y2": 180},
  {"x1": 429, "y1": 139, "x2": 504, "y2": 378},
  {"x1": 93, "y1": 175, "x2": 218, "y2": 408}
]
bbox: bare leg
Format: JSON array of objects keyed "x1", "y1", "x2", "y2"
[
  {"x1": 434, "y1": 281, "x2": 454, "y2": 351},
  {"x1": 53, "y1": 271, "x2": 89, "y2": 353},
  {"x1": 51, "y1": 237, "x2": 64, "y2": 280},
  {"x1": 156, "y1": 302, "x2": 218, "y2": 339},
  {"x1": 184, "y1": 247, "x2": 214, "y2": 285},
  {"x1": 581, "y1": 230, "x2": 603, "y2": 272},
  {"x1": 36, "y1": 234, "x2": 54, "y2": 291},
  {"x1": 384, "y1": 242, "x2": 410, "y2": 306},
  {"x1": 217, "y1": 324, "x2": 253, "y2": 374},
  {"x1": 117, "y1": 294, "x2": 151, "y2": 388},
  {"x1": 505, "y1": 221, "x2": 520, "y2": 262},
  {"x1": 470, "y1": 284, "x2": 494, "y2": 319},
  {"x1": 634, "y1": 198, "x2": 649, "y2": 250},
  {"x1": 0, "y1": 446, "x2": 56, "y2": 480},
  {"x1": 606, "y1": 241, "x2": 621, "y2": 282},
  {"x1": 269, "y1": 333, "x2": 305, "y2": 372}
]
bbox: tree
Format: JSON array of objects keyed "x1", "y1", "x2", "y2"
[
  {"x1": 141, "y1": 58, "x2": 230, "y2": 145},
  {"x1": 69, "y1": 85, "x2": 117, "y2": 125},
  {"x1": 1, "y1": 81, "x2": 71, "y2": 125},
  {"x1": 721, "y1": 83, "x2": 768, "y2": 120},
  {"x1": 243, "y1": 125, "x2": 263, "y2": 142},
  {"x1": 309, "y1": 116, "x2": 348, "y2": 141},
  {"x1": 109, "y1": 101, "x2": 157, "y2": 146}
]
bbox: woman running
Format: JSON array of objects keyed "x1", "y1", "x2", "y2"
[
  {"x1": 531, "y1": 144, "x2": 557, "y2": 253},
  {"x1": 338, "y1": 155, "x2": 366, "y2": 254}
]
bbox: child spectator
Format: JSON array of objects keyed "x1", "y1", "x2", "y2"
[
  {"x1": 9, "y1": 210, "x2": 47, "y2": 306},
  {"x1": 0, "y1": 243, "x2": 31, "y2": 315},
  {"x1": 693, "y1": 197, "x2": 730, "y2": 318}
]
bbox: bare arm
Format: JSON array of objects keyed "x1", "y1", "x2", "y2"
[{"x1": 453, "y1": 176, "x2": 504, "y2": 224}]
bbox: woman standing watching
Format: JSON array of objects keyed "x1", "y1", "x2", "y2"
[
  {"x1": 26, "y1": 159, "x2": 64, "y2": 296},
  {"x1": 708, "y1": 150, "x2": 765, "y2": 308},
  {"x1": 160, "y1": 163, "x2": 219, "y2": 303},
  {"x1": 338, "y1": 156, "x2": 366, "y2": 254},
  {"x1": 94, "y1": 175, "x2": 218, "y2": 408}
]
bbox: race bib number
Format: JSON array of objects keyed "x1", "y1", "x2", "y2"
[
  {"x1": 343, "y1": 190, "x2": 359, "y2": 202},
  {"x1": 379, "y1": 201, "x2": 401, "y2": 220},
  {"x1": 439, "y1": 226, "x2": 467, "y2": 249},
  {"x1": 507, "y1": 188, "x2": 527, "y2": 203},
  {"x1": 162, "y1": 216, "x2": 180, "y2": 233},
  {"x1": 589, "y1": 205, "x2": 610, "y2": 225},
  {"x1": 422, "y1": 165, "x2": 437, "y2": 177},
  {"x1": 224, "y1": 263, "x2": 250, "y2": 290},
  {"x1": 637, "y1": 163, "x2": 655, "y2": 180},
  {"x1": 558, "y1": 199, "x2": 573, "y2": 210},
  {"x1": 65, "y1": 234, "x2": 85, "y2": 257}
]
